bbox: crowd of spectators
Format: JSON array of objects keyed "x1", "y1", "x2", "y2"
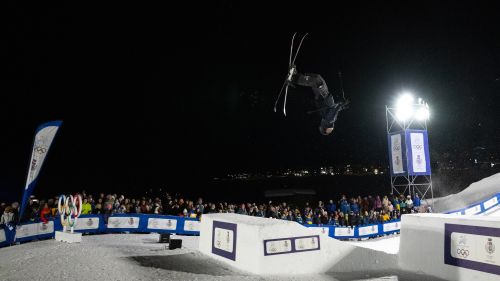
[{"x1": 1, "y1": 191, "x2": 430, "y2": 229}]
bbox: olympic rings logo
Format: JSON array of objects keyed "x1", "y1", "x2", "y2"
[
  {"x1": 456, "y1": 248, "x2": 470, "y2": 258},
  {"x1": 413, "y1": 144, "x2": 423, "y2": 150},
  {"x1": 35, "y1": 146, "x2": 48, "y2": 154},
  {"x1": 58, "y1": 194, "x2": 82, "y2": 231},
  {"x1": 394, "y1": 145, "x2": 401, "y2": 151}
]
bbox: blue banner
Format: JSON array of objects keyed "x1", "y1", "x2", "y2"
[
  {"x1": 19, "y1": 121, "x2": 63, "y2": 219},
  {"x1": 405, "y1": 129, "x2": 431, "y2": 175}
]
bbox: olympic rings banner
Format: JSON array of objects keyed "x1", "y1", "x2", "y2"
[
  {"x1": 388, "y1": 132, "x2": 406, "y2": 176},
  {"x1": 405, "y1": 129, "x2": 431, "y2": 176},
  {"x1": 20, "y1": 121, "x2": 63, "y2": 219},
  {"x1": 444, "y1": 223, "x2": 500, "y2": 275}
]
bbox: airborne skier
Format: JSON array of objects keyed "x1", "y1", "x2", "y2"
[{"x1": 274, "y1": 33, "x2": 349, "y2": 136}]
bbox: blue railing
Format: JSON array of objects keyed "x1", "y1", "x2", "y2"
[
  {"x1": 0, "y1": 214, "x2": 199, "y2": 248},
  {"x1": 445, "y1": 192, "x2": 500, "y2": 215},
  {"x1": 1, "y1": 193, "x2": 498, "y2": 248}
]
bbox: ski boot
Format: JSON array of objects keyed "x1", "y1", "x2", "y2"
[{"x1": 285, "y1": 65, "x2": 297, "y2": 88}]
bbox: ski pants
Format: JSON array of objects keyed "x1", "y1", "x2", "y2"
[{"x1": 293, "y1": 73, "x2": 334, "y2": 107}]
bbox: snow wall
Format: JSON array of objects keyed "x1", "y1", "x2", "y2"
[
  {"x1": 199, "y1": 213, "x2": 397, "y2": 275},
  {"x1": 399, "y1": 213, "x2": 500, "y2": 280}
]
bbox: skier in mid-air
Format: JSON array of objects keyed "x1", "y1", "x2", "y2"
[
  {"x1": 274, "y1": 33, "x2": 350, "y2": 136},
  {"x1": 285, "y1": 65, "x2": 349, "y2": 135}
]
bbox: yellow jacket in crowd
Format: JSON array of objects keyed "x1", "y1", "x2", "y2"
[
  {"x1": 382, "y1": 213, "x2": 390, "y2": 222},
  {"x1": 81, "y1": 202, "x2": 92, "y2": 214}
]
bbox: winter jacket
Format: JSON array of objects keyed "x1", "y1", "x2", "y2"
[
  {"x1": 350, "y1": 203, "x2": 360, "y2": 214},
  {"x1": 405, "y1": 199, "x2": 413, "y2": 209},
  {"x1": 340, "y1": 201, "x2": 350, "y2": 214},
  {"x1": 0, "y1": 212, "x2": 14, "y2": 225},
  {"x1": 40, "y1": 207, "x2": 51, "y2": 223},
  {"x1": 375, "y1": 198, "x2": 383, "y2": 210},
  {"x1": 413, "y1": 197, "x2": 421, "y2": 207},
  {"x1": 81, "y1": 202, "x2": 92, "y2": 215},
  {"x1": 326, "y1": 203, "x2": 336, "y2": 214}
]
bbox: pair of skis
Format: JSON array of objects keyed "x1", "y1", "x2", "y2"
[{"x1": 273, "y1": 32, "x2": 308, "y2": 116}]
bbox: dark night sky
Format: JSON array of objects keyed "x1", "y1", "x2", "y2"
[{"x1": 1, "y1": 3, "x2": 500, "y2": 200}]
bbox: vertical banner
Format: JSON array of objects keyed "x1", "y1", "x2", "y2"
[
  {"x1": 19, "y1": 121, "x2": 63, "y2": 220},
  {"x1": 388, "y1": 132, "x2": 406, "y2": 175},
  {"x1": 406, "y1": 129, "x2": 431, "y2": 175}
]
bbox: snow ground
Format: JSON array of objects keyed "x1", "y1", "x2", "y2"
[
  {"x1": 2, "y1": 173, "x2": 498, "y2": 281},
  {"x1": 348, "y1": 235, "x2": 400, "y2": 255},
  {"x1": 0, "y1": 233, "x2": 444, "y2": 281}
]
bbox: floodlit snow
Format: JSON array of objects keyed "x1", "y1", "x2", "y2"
[
  {"x1": 0, "y1": 233, "x2": 442, "y2": 281},
  {"x1": 431, "y1": 172, "x2": 500, "y2": 212},
  {"x1": 348, "y1": 235, "x2": 400, "y2": 255},
  {"x1": 1, "y1": 173, "x2": 499, "y2": 281}
]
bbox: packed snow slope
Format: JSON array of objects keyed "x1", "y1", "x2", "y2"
[{"x1": 431, "y1": 172, "x2": 500, "y2": 213}]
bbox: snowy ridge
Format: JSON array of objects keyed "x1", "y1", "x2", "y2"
[
  {"x1": 444, "y1": 192, "x2": 500, "y2": 216},
  {"x1": 432, "y1": 172, "x2": 500, "y2": 212}
]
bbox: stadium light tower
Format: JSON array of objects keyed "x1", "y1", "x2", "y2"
[{"x1": 386, "y1": 91, "x2": 433, "y2": 206}]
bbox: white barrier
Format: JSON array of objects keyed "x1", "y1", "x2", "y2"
[
  {"x1": 74, "y1": 217, "x2": 100, "y2": 231},
  {"x1": 147, "y1": 218, "x2": 177, "y2": 230},
  {"x1": 15, "y1": 221, "x2": 54, "y2": 239},
  {"x1": 107, "y1": 216, "x2": 140, "y2": 229},
  {"x1": 484, "y1": 205, "x2": 500, "y2": 217},
  {"x1": 399, "y1": 214, "x2": 500, "y2": 280},
  {"x1": 0, "y1": 229, "x2": 6, "y2": 243},
  {"x1": 183, "y1": 220, "x2": 200, "y2": 232},
  {"x1": 199, "y1": 213, "x2": 398, "y2": 275}
]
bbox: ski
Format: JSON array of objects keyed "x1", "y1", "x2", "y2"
[{"x1": 274, "y1": 32, "x2": 308, "y2": 116}]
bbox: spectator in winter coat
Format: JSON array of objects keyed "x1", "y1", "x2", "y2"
[
  {"x1": 196, "y1": 198, "x2": 204, "y2": 214},
  {"x1": 350, "y1": 200, "x2": 360, "y2": 214},
  {"x1": 236, "y1": 203, "x2": 247, "y2": 215},
  {"x1": 369, "y1": 211, "x2": 379, "y2": 224},
  {"x1": 368, "y1": 195, "x2": 375, "y2": 211},
  {"x1": 139, "y1": 200, "x2": 149, "y2": 213},
  {"x1": 388, "y1": 202, "x2": 394, "y2": 213},
  {"x1": 0, "y1": 206, "x2": 14, "y2": 225},
  {"x1": 94, "y1": 198, "x2": 103, "y2": 214},
  {"x1": 319, "y1": 210, "x2": 329, "y2": 225},
  {"x1": 338, "y1": 212, "x2": 345, "y2": 226},
  {"x1": 81, "y1": 198, "x2": 92, "y2": 215},
  {"x1": 361, "y1": 197, "x2": 370, "y2": 213},
  {"x1": 382, "y1": 196, "x2": 390, "y2": 211},
  {"x1": 362, "y1": 211, "x2": 370, "y2": 225},
  {"x1": 399, "y1": 199, "x2": 407, "y2": 212},
  {"x1": 102, "y1": 200, "x2": 113, "y2": 225},
  {"x1": 381, "y1": 211, "x2": 390, "y2": 222},
  {"x1": 339, "y1": 199, "x2": 350, "y2": 214},
  {"x1": 405, "y1": 195, "x2": 414, "y2": 210},
  {"x1": 267, "y1": 206, "x2": 279, "y2": 219},
  {"x1": 375, "y1": 196, "x2": 383, "y2": 212},
  {"x1": 326, "y1": 200, "x2": 336, "y2": 214},
  {"x1": 413, "y1": 194, "x2": 421, "y2": 208},
  {"x1": 40, "y1": 203, "x2": 51, "y2": 223},
  {"x1": 207, "y1": 203, "x2": 217, "y2": 214}
]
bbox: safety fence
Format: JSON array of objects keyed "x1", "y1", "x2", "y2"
[
  {"x1": 1, "y1": 193, "x2": 499, "y2": 248},
  {"x1": 0, "y1": 214, "x2": 199, "y2": 248},
  {"x1": 445, "y1": 192, "x2": 500, "y2": 216},
  {"x1": 303, "y1": 220, "x2": 401, "y2": 239}
]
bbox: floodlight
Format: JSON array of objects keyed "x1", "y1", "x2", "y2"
[{"x1": 415, "y1": 106, "x2": 430, "y2": 121}]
